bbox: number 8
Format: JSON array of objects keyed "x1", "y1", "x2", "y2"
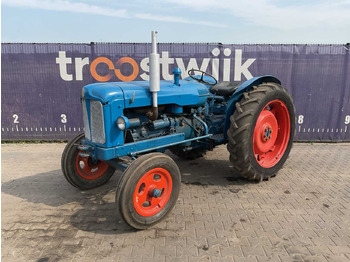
[{"x1": 298, "y1": 115, "x2": 304, "y2": 124}]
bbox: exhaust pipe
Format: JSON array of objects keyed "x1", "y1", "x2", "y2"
[{"x1": 149, "y1": 31, "x2": 160, "y2": 121}]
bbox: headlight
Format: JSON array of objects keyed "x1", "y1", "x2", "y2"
[{"x1": 117, "y1": 116, "x2": 129, "y2": 130}]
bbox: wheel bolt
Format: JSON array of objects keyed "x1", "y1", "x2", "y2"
[{"x1": 151, "y1": 188, "x2": 162, "y2": 198}]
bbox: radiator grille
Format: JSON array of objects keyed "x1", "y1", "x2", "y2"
[
  {"x1": 90, "y1": 100, "x2": 106, "y2": 144},
  {"x1": 82, "y1": 99, "x2": 91, "y2": 140}
]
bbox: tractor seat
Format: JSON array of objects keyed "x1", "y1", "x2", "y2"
[{"x1": 209, "y1": 81, "x2": 241, "y2": 96}]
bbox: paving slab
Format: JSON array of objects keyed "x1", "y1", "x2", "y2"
[{"x1": 2, "y1": 143, "x2": 350, "y2": 261}]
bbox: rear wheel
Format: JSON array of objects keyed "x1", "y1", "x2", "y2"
[
  {"x1": 116, "y1": 153, "x2": 181, "y2": 229},
  {"x1": 61, "y1": 133, "x2": 116, "y2": 190},
  {"x1": 227, "y1": 82, "x2": 295, "y2": 181}
]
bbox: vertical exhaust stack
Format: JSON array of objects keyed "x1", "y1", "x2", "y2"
[{"x1": 149, "y1": 31, "x2": 160, "y2": 121}]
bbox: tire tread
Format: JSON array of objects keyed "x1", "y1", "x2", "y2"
[{"x1": 226, "y1": 82, "x2": 295, "y2": 181}]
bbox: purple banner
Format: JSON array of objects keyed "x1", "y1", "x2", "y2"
[{"x1": 1, "y1": 43, "x2": 350, "y2": 141}]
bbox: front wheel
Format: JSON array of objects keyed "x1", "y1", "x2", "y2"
[
  {"x1": 227, "y1": 82, "x2": 295, "y2": 181},
  {"x1": 115, "y1": 153, "x2": 181, "y2": 230},
  {"x1": 61, "y1": 133, "x2": 116, "y2": 190}
]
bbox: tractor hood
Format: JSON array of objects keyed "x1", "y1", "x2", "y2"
[
  {"x1": 83, "y1": 78, "x2": 210, "y2": 108},
  {"x1": 83, "y1": 82, "x2": 124, "y2": 103}
]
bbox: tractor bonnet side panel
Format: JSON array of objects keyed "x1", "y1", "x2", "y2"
[
  {"x1": 119, "y1": 79, "x2": 209, "y2": 109},
  {"x1": 83, "y1": 79, "x2": 209, "y2": 108}
]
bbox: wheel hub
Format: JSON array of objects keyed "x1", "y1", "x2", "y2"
[
  {"x1": 75, "y1": 152, "x2": 109, "y2": 180},
  {"x1": 151, "y1": 188, "x2": 162, "y2": 198},
  {"x1": 253, "y1": 100, "x2": 291, "y2": 168},
  {"x1": 255, "y1": 110, "x2": 278, "y2": 152},
  {"x1": 263, "y1": 126, "x2": 273, "y2": 141},
  {"x1": 133, "y1": 168, "x2": 172, "y2": 217}
]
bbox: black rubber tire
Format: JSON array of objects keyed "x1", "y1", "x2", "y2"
[
  {"x1": 227, "y1": 82, "x2": 295, "y2": 181},
  {"x1": 115, "y1": 153, "x2": 181, "y2": 230},
  {"x1": 61, "y1": 133, "x2": 116, "y2": 190},
  {"x1": 170, "y1": 146, "x2": 207, "y2": 160},
  {"x1": 61, "y1": 133, "x2": 85, "y2": 187}
]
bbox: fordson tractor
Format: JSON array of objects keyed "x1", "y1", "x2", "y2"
[{"x1": 61, "y1": 32, "x2": 295, "y2": 229}]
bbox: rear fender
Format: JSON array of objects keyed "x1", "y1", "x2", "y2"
[{"x1": 223, "y1": 75, "x2": 281, "y2": 140}]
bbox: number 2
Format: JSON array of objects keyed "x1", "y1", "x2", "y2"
[{"x1": 13, "y1": 114, "x2": 19, "y2": 124}]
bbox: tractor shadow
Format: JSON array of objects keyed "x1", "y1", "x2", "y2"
[
  {"x1": 1, "y1": 150, "x2": 253, "y2": 234},
  {"x1": 1, "y1": 168, "x2": 136, "y2": 233},
  {"x1": 170, "y1": 152, "x2": 252, "y2": 187}
]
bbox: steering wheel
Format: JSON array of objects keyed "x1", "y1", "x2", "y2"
[{"x1": 188, "y1": 69, "x2": 217, "y2": 85}]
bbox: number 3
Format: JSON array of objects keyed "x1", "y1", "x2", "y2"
[{"x1": 61, "y1": 114, "x2": 67, "y2": 124}]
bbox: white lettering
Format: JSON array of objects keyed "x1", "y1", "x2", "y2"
[
  {"x1": 223, "y1": 48, "x2": 231, "y2": 81},
  {"x1": 56, "y1": 48, "x2": 256, "y2": 82},
  {"x1": 212, "y1": 58, "x2": 219, "y2": 81},
  {"x1": 234, "y1": 49, "x2": 256, "y2": 81},
  {"x1": 160, "y1": 52, "x2": 174, "y2": 80},
  {"x1": 298, "y1": 115, "x2": 304, "y2": 124},
  {"x1": 140, "y1": 57, "x2": 149, "y2": 81},
  {"x1": 61, "y1": 114, "x2": 67, "y2": 123},
  {"x1": 345, "y1": 115, "x2": 350, "y2": 125},
  {"x1": 211, "y1": 48, "x2": 220, "y2": 80},
  {"x1": 212, "y1": 48, "x2": 220, "y2": 56},
  {"x1": 56, "y1": 51, "x2": 73, "y2": 81},
  {"x1": 75, "y1": 57, "x2": 89, "y2": 81},
  {"x1": 13, "y1": 114, "x2": 19, "y2": 124},
  {"x1": 175, "y1": 58, "x2": 210, "y2": 79}
]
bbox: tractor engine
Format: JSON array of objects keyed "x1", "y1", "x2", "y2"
[
  {"x1": 121, "y1": 105, "x2": 216, "y2": 146},
  {"x1": 81, "y1": 76, "x2": 226, "y2": 156}
]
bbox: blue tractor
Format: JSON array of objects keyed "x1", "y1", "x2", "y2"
[{"x1": 61, "y1": 32, "x2": 295, "y2": 229}]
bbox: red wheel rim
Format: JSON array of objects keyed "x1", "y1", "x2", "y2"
[
  {"x1": 133, "y1": 168, "x2": 172, "y2": 217},
  {"x1": 253, "y1": 99, "x2": 290, "y2": 168},
  {"x1": 75, "y1": 152, "x2": 110, "y2": 180}
]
